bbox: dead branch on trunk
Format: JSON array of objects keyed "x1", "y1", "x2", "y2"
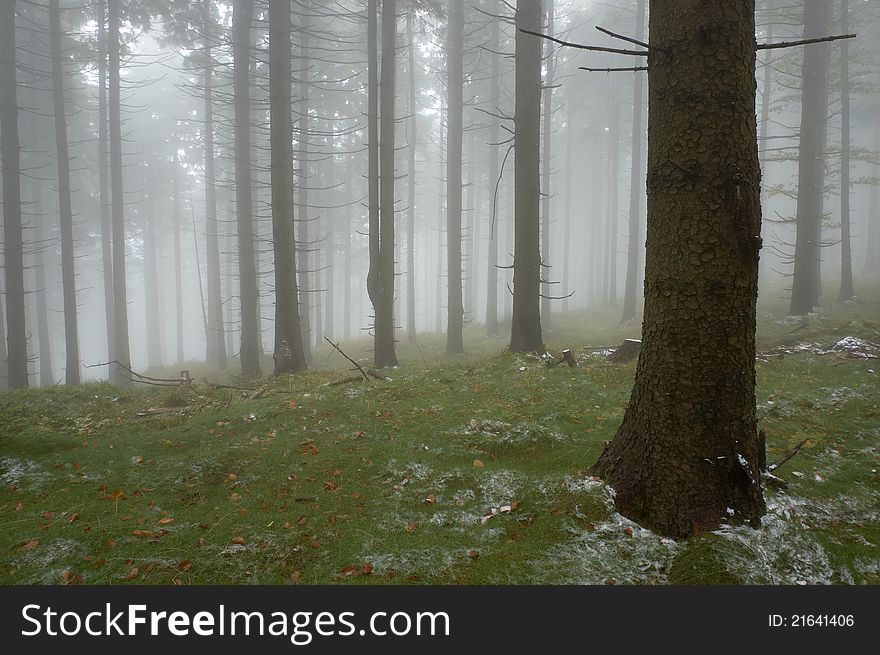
[{"x1": 757, "y1": 33, "x2": 856, "y2": 51}]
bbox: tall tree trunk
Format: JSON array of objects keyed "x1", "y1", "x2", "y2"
[
  {"x1": 1, "y1": 0, "x2": 29, "y2": 388},
  {"x1": 173, "y1": 154, "x2": 184, "y2": 365},
  {"x1": 406, "y1": 12, "x2": 417, "y2": 342},
  {"x1": 562, "y1": 100, "x2": 573, "y2": 314},
  {"x1": 225, "y1": 203, "x2": 236, "y2": 359},
  {"x1": 509, "y1": 1, "x2": 543, "y2": 353},
  {"x1": 593, "y1": 0, "x2": 765, "y2": 539},
  {"x1": 49, "y1": 0, "x2": 80, "y2": 384},
  {"x1": 108, "y1": 0, "x2": 132, "y2": 384},
  {"x1": 34, "y1": 197, "x2": 54, "y2": 386},
  {"x1": 757, "y1": 0, "x2": 774, "y2": 292},
  {"x1": 866, "y1": 122, "x2": 880, "y2": 274},
  {"x1": 485, "y1": 6, "x2": 501, "y2": 337},
  {"x1": 297, "y1": 19, "x2": 313, "y2": 364},
  {"x1": 233, "y1": 0, "x2": 261, "y2": 375},
  {"x1": 368, "y1": 0, "x2": 399, "y2": 367},
  {"x1": 605, "y1": 84, "x2": 620, "y2": 305},
  {"x1": 344, "y1": 154, "x2": 353, "y2": 341},
  {"x1": 97, "y1": 0, "x2": 114, "y2": 377},
  {"x1": 620, "y1": 0, "x2": 646, "y2": 322},
  {"x1": 837, "y1": 0, "x2": 854, "y2": 302},
  {"x1": 269, "y1": 0, "x2": 306, "y2": 374},
  {"x1": 789, "y1": 0, "x2": 831, "y2": 316},
  {"x1": 446, "y1": 0, "x2": 464, "y2": 354},
  {"x1": 540, "y1": 0, "x2": 555, "y2": 330},
  {"x1": 204, "y1": 1, "x2": 227, "y2": 369},
  {"x1": 144, "y1": 194, "x2": 162, "y2": 369}
]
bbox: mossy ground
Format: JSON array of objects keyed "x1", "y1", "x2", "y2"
[{"x1": 2, "y1": 276, "x2": 878, "y2": 585}]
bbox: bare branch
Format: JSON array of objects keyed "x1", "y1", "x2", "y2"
[
  {"x1": 518, "y1": 28, "x2": 649, "y2": 56},
  {"x1": 757, "y1": 33, "x2": 856, "y2": 51}
]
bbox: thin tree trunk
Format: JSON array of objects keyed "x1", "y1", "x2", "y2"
[
  {"x1": 562, "y1": 100, "x2": 573, "y2": 314},
  {"x1": 837, "y1": 0, "x2": 854, "y2": 302},
  {"x1": 204, "y1": 1, "x2": 227, "y2": 369},
  {"x1": 97, "y1": 0, "x2": 114, "y2": 377},
  {"x1": 446, "y1": 0, "x2": 464, "y2": 354},
  {"x1": 509, "y1": 1, "x2": 543, "y2": 353},
  {"x1": 34, "y1": 201, "x2": 54, "y2": 386},
  {"x1": 757, "y1": 0, "x2": 773, "y2": 292},
  {"x1": 540, "y1": 0, "x2": 555, "y2": 330},
  {"x1": 108, "y1": 0, "x2": 131, "y2": 384},
  {"x1": 297, "y1": 19, "x2": 313, "y2": 364},
  {"x1": 790, "y1": 0, "x2": 831, "y2": 316},
  {"x1": 485, "y1": 5, "x2": 501, "y2": 336},
  {"x1": 1, "y1": 0, "x2": 29, "y2": 388},
  {"x1": 369, "y1": 0, "x2": 399, "y2": 367},
  {"x1": 866, "y1": 123, "x2": 880, "y2": 274},
  {"x1": 406, "y1": 12, "x2": 417, "y2": 342},
  {"x1": 605, "y1": 84, "x2": 620, "y2": 305},
  {"x1": 593, "y1": 0, "x2": 765, "y2": 538},
  {"x1": 233, "y1": 0, "x2": 261, "y2": 375},
  {"x1": 621, "y1": 0, "x2": 646, "y2": 322},
  {"x1": 0, "y1": 279, "x2": 7, "y2": 388},
  {"x1": 225, "y1": 206, "x2": 235, "y2": 359},
  {"x1": 269, "y1": 0, "x2": 306, "y2": 374},
  {"x1": 173, "y1": 154, "x2": 184, "y2": 365},
  {"x1": 49, "y1": 0, "x2": 80, "y2": 384},
  {"x1": 144, "y1": 193, "x2": 162, "y2": 369},
  {"x1": 344, "y1": 154, "x2": 353, "y2": 341}
]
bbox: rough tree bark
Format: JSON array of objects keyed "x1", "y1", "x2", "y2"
[
  {"x1": 509, "y1": 1, "x2": 544, "y2": 353},
  {"x1": 233, "y1": 0, "x2": 261, "y2": 375},
  {"x1": 592, "y1": 0, "x2": 766, "y2": 539},
  {"x1": 109, "y1": 0, "x2": 132, "y2": 385},
  {"x1": 789, "y1": 0, "x2": 831, "y2": 316},
  {"x1": 49, "y1": 0, "x2": 80, "y2": 384},
  {"x1": 269, "y1": 0, "x2": 306, "y2": 374},
  {"x1": 621, "y1": 0, "x2": 646, "y2": 323},
  {"x1": 446, "y1": 0, "x2": 464, "y2": 354}
]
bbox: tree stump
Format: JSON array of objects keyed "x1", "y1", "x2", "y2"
[{"x1": 608, "y1": 339, "x2": 641, "y2": 363}]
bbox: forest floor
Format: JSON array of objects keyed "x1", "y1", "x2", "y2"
[{"x1": 2, "y1": 277, "x2": 879, "y2": 585}]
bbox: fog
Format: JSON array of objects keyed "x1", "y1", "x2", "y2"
[{"x1": 1, "y1": 0, "x2": 878, "y2": 385}]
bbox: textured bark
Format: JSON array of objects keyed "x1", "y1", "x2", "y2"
[
  {"x1": 97, "y1": 0, "x2": 114, "y2": 377},
  {"x1": 1, "y1": 0, "x2": 29, "y2": 388},
  {"x1": 540, "y1": 0, "x2": 555, "y2": 330},
  {"x1": 621, "y1": 0, "x2": 647, "y2": 323},
  {"x1": 837, "y1": 0, "x2": 854, "y2": 303},
  {"x1": 203, "y1": 1, "x2": 227, "y2": 370},
  {"x1": 509, "y1": 1, "x2": 543, "y2": 353},
  {"x1": 269, "y1": 0, "x2": 306, "y2": 375},
  {"x1": 109, "y1": 0, "x2": 132, "y2": 385},
  {"x1": 49, "y1": 0, "x2": 80, "y2": 384},
  {"x1": 485, "y1": 7, "x2": 501, "y2": 337},
  {"x1": 406, "y1": 13, "x2": 417, "y2": 341},
  {"x1": 592, "y1": 1, "x2": 766, "y2": 539},
  {"x1": 233, "y1": 0, "x2": 261, "y2": 375},
  {"x1": 446, "y1": 0, "x2": 464, "y2": 355},
  {"x1": 789, "y1": 0, "x2": 830, "y2": 316}
]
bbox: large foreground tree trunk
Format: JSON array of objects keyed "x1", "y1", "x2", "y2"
[
  {"x1": 1, "y1": 0, "x2": 29, "y2": 389},
  {"x1": 592, "y1": 0, "x2": 766, "y2": 539},
  {"x1": 509, "y1": 1, "x2": 543, "y2": 353}
]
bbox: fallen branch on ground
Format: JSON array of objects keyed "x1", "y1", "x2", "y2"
[{"x1": 768, "y1": 439, "x2": 809, "y2": 472}]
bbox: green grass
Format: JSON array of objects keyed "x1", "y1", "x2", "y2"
[{"x1": 2, "y1": 276, "x2": 879, "y2": 585}]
